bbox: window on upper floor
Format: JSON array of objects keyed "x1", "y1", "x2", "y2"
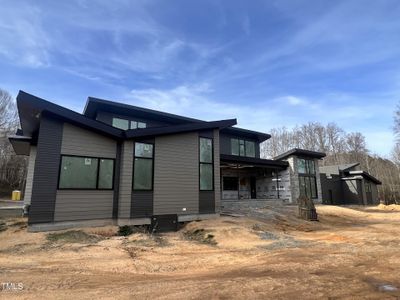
[
  {"x1": 112, "y1": 117, "x2": 147, "y2": 130},
  {"x1": 230, "y1": 138, "x2": 256, "y2": 158}
]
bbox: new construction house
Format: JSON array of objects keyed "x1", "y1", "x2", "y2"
[{"x1": 11, "y1": 91, "x2": 328, "y2": 231}]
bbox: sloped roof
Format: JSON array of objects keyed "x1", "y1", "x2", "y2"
[{"x1": 274, "y1": 148, "x2": 326, "y2": 160}]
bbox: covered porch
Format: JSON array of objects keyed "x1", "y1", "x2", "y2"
[{"x1": 219, "y1": 154, "x2": 290, "y2": 201}]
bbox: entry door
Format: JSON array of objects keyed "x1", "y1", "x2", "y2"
[{"x1": 250, "y1": 177, "x2": 256, "y2": 199}]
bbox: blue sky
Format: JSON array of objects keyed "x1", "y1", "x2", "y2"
[{"x1": 1, "y1": 0, "x2": 399, "y2": 156}]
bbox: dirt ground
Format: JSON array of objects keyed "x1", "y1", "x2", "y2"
[{"x1": 1, "y1": 204, "x2": 400, "y2": 299}]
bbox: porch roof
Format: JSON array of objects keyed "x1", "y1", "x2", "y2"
[{"x1": 220, "y1": 154, "x2": 289, "y2": 169}]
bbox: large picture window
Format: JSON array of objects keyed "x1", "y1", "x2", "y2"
[
  {"x1": 199, "y1": 137, "x2": 213, "y2": 191},
  {"x1": 133, "y1": 142, "x2": 154, "y2": 190},
  {"x1": 59, "y1": 156, "x2": 114, "y2": 189},
  {"x1": 298, "y1": 158, "x2": 317, "y2": 199},
  {"x1": 230, "y1": 138, "x2": 256, "y2": 158}
]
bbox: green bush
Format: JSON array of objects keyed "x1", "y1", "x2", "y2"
[{"x1": 118, "y1": 225, "x2": 134, "y2": 236}]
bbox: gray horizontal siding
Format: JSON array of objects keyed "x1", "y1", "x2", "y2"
[
  {"x1": 54, "y1": 190, "x2": 113, "y2": 221},
  {"x1": 154, "y1": 132, "x2": 199, "y2": 215},
  {"x1": 61, "y1": 123, "x2": 116, "y2": 158},
  {"x1": 29, "y1": 116, "x2": 63, "y2": 224},
  {"x1": 24, "y1": 146, "x2": 37, "y2": 205},
  {"x1": 213, "y1": 129, "x2": 221, "y2": 212},
  {"x1": 118, "y1": 141, "x2": 133, "y2": 218}
]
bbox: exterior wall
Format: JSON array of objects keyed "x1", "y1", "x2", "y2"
[
  {"x1": 29, "y1": 116, "x2": 63, "y2": 224},
  {"x1": 371, "y1": 183, "x2": 379, "y2": 204},
  {"x1": 213, "y1": 129, "x2": 221, "y2": 213},
  {"x1": 320, "y1": 173, "x2": 343, "y2": 204},
  {"x1": 153, "y1": 132, "x2": 199, "y2": 215},
  {"x1": 53, "y1": 123, "x2": 117, "y2": 222},
  {"x1": 118, "y1": 141, "x2": 133, "y2": 219},
  {"x1": 219, "y1": 132, "x2": 260, "y2": 158},
  {"x1": 54, "y1": 190, "x2": 113, "y2": 221},
  {"x1": 61, "y1": 123, "x2": 116, "y2": 158},
  {"x1": 285, "y1": 156, "x2": 323, "y2": 204},
  {"x1": 343, "y1": 179, "x2": 363, "y2": 204},
  {"x1": 96, "y1": 111, "x2": 170, "y2": 128},
  {"x1": 23, "y1": 146, "x2": 36, "y2": 205}
]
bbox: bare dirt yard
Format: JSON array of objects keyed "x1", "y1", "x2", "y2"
[{"x1": 1, "y1": 204, "x2": 400, "y2": 299}]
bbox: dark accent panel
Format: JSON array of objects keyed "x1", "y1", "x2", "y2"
[
  {"x1": 199, "y1": 191, "x2": 215, "y2": 214},
  {"x1": 199, "y1": 130, "x2": 214, "y2": 138},
  {"x1": 219, "y1": 133, "x2": 260, "y2": 158},
  {"x1": 320, "y1": 174, "x2": 343, "y2": 204},
  {"x1": 29, "y1": 116, "x2": 63, "y2": 224},
  {"x1": 151, "y1": 214, "x2": 178, "y2": 232},
  {"x1": 131, "y1": 191, "x2": 153, "y2": 217},
  {"x1": 113, "y1": 141, "x2": 122, "y2": 219}
]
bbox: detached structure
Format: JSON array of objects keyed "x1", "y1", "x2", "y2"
[
  {"x1": 319, "y1": 163, "x2": 382, "y2": 205},
  {"x1": 10, "y1": 91, "x2": 326, "y2": 231}
]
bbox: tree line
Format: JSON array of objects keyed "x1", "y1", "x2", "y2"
[
  {"x1": 0, "y1": 89, "x2": 27, "y2": 197},
  {"x1": 260, "y1": 123, "x2": 400, "y2": 203}
]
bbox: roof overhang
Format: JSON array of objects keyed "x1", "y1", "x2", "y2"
[
  {"x1": 220, "y1": 127, "x2": 271, "y2": 142},
  {"x1": 347, "y1": 170, "x2": 382, "y2": 185},
  {"x1": 125, "y1": 119, "x2": 237, "y2": 139},
  {"x1": 274, "y1": 148, "x2": 326, "y2": 160},
  {"x1": 84, "y1": 97, "x2": 201, "y2": 125},
  {"x1": 16, "y1": 91, "x2": 124, "y2": 140},
  {"x1": 8, "y1": 135, "x2": 32, "y2": 155},
  {"x1": 220, "y1": 154, "x2": 289, "y2": 169}
]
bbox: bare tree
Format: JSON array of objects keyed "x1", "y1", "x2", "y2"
[{"x1": 0, "y1": 89, "x2": 27, "y2": 197}]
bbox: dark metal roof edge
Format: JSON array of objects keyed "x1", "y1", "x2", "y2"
[
  {"x1": 274, "y1": 148, "x2": 326, "y2": 160},
  {"x1": 17, "y1": 91, "x2": 125, "y2": 139},
  {"x1": 84, "y1": 96, "x2": 202, "y2": 123},
  {"x1": 84, "y1": 96, "x2": 272, "y2": 141},
  {"x1": 125, "y1": 119, "x2": 237, "y2": 139},
  {"x1": 348, "y1": 170, "x2": 382, "y2": 185},
  {"x1": 220, "y1": 154, "x2": 289, "y2": 168}
]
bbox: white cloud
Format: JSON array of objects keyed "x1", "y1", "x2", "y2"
[{"x1": 0, "y1": 3, "x2": 50, "y2": 68}]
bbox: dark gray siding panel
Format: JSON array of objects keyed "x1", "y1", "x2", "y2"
[
  {"x1": 199, "y1": 191, "x2": 215, "y2": 214},
  {"x1": 29, "y1": 116, "x2": 63, "y2": 224},
  {"x1": 131, "y1": 191, "x2": 153, "y2": 217},
  {"x1": 219, "y1": 133, "x2": 260, "y2": 158},
  {"x1": 320, "y1": 174, "x2": 343, "y2": 204},
  {"x1": 343, "y1": 179, "x2": 363, "y2": 204}
]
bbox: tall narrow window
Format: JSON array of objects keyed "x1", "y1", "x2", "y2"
[
  {"x1": 245, "y1": 141, "x2": 255, "y2": 157},
  {"x1": 199, "y1": 137, "x2": 213, "y2": 191},
  {"x1": 231, "y1": 138, "x2": 239, "y2": 156},
  {"x1": 133, "y1": 142, "x2": 153, "y2": 190},
  {"x1": 298, "y1": 158, "x2": 317, "y2": 199},
  {"x1": 239, "y1": 139, "x2": 245, "y2": 156}
]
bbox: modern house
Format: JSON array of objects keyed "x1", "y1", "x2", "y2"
[
  {"x1": 10, "y1": 91, "x2": 326, "y2": 231},
  {"x1": 319, "y1": 163, "x2": 382, "y2": 205}
]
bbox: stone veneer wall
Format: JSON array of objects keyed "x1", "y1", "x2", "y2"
[{"x1": 284, "y1": 156, "x2": 323, "y2": 204}]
